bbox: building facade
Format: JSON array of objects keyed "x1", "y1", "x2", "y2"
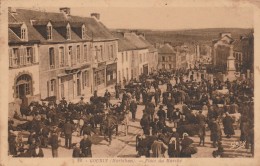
[
  {"x1": 158, "y1": 43, "x2": 177, "y2": 70},
  {"x1": 8, "y1": 7, "x2": 118, "y2": 106}
]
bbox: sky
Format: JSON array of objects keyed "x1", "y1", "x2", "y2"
[{"x1": 34, "y1": 7, "x2": 253, "y2": 30}]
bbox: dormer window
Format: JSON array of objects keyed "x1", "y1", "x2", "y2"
[
  {"x1": 66, "y1": 23, "x2": 71, "y2": 40},
  {"x1": 47, "y1": 22, "x2": 53, "y2": 40},
  {"x1": 21, "y1": 23, "x2": 28, "y2": 41},
  {"x1": 82, "y1": 24, "x2": 86, "y2": 39}
]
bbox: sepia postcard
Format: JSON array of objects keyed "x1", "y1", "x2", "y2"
[{"x1": 0, "y1": 0, "x2": 260, "y2": 166}]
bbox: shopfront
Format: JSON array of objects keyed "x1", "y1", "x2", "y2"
[
  {"x1": 93, "y1": 62, "x2": 106, "y2": 91},
  {"x1": 106, "y1": 63, "x2": 117, "y2": 86}
]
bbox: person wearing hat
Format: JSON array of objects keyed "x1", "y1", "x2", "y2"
[
  {"x1": 72, "y1": 143, "x2": 82, "y2": 158},
  {"x1": 180, "y1": 133, "x2": 195, "y2": 158},
  {"x1": 49, "y1": 130, "x2": 60, "y2": 157},
  {"x1": 63, "y1": 120, "x2": 74, "y2": 149},
  {"x1": 81, "y1": 123, "x2": 96, "y2": 136},
  {"x1": 208, "y1": 117, "x2": 222, "y2": 148},
  {"x1": 222, "y1": 112, "x2": 235, "y2": 138},
  {"x1": 80, "y1": 134, "x2": 92, "y2": 157},
  {"x1": 140, "y1": 114, "x2": 151, "y2": 135},
  {"x1": 78, "y1": 96, "x2": 85, "y2": 105},
  {"x1": 196, "y1": 110, "x2": 206, "y2": 146},
  {"x1": 168, "y1": 137, "x2": 180, "y2": 158},
  {"x1": 31, "y1": 143, "x2": 44, "y2": 157},
  {"x1": 60, "y1": 97, "x2": 68, "y2": 106},
  {"x1": 104, "y1": 89, "x2": 111, "y2": 109},
  {"x1": 172, "y1": 108, "x2": 182, "y2": 128},
  {"x1": 157, "y1": 105, "x2": 166, "y2": 122},
  {"x1": 130, "y1": 99, "x2": 138, "y2": 122}
]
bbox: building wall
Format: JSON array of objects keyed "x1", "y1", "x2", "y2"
[
  {"x1": 137, "y1": 49, "x2": 149, "y2": 76},
  {"x1": 9, "y1": 44, "x2": 40, "y2": 103},
  {"x1": 39, "y1": 41, "x2": 92, "y2": 101},
  {"x1": 117, "y1": 50, "x2": 132, "y2": 83},
  {"x1": 158, "y1": 53, "x2": 177, "y2": 70}
]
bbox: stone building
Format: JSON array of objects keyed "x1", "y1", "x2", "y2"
[{"x1": 8, "y1": 7, "x2": 118, "y2": 106}]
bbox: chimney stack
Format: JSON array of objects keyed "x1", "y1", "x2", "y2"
[
  {"x1": 60, "y1": 7, "x2": 71, "y2": 16},
  {"x1": 91, "y1": 13, "x2": 100, "y2": 20}
]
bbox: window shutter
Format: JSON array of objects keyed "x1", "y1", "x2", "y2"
[
  {"x1": 47, "y1": 81, "x2": 49, "y2": 97},
  {"x1": 23, "y1": 48, "x2": 26, "y2": 65},
  {"x1": 55, "y1": 48, "x2": 59, "y2": 68},
  {"x1": 33, "y1": 47, "x2": 36, "y2": 63},
  {"x1": 9, "y1": 49, "x2": 13, "y2": 67}
]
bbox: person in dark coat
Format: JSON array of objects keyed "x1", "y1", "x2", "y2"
[
  {"x1": 49, "y1": 131, "x2": 60, "y2": 157},
  {"x1": 157, "y1": 105, "x2": 166, "y2": 122},
  {"x1": 31, "y1": 144, "x2": 44, "y2": 157},
  {"x1": 150, "y1": 118, "x2": 159, "y2": 136},
  {"x1": 63, "y1": 120, "x2": 74, "y2": 149},
  {"x1": 172, "y1": 108, "x2": 181, "y2": 128},
  {"x1": 222, "y1": 112, "x2": 235, "y2": 138},
  {"x1": 8, "y1": 131, "x2": 17, "y2": 155},
  {"x1": 140, "y1": 114, "x2": 150, "y2": 135},
  {"x1": 81, "y1": 123, "x2": 96, "y2": 136},
  {"x1": 130, "y1": 99, "x2": 138, "y2": 121},
  {"x1": 168, "y1": 137, "x2": 180, "y2": 158},
  {"x1": 115, "y1": 83, "x2": 120, "y2": 99},
  {"x1": 167, "y1": 101, "x2": 174, "y2": 121},
  {"x1": 180, "y1": 133, "x2": 194, "y2": 158},
  {"x1": 72, "y1": 143, "x2": 82, "y2": 158},
  {"x1": 104, "y1": 89, "x2": 111, "y2": 109},
  {"x1": 196, "y1": 110, "x2": 207, "y2": 146},
  {"x1": 209, "y1": 118, "x2": 222, "y2": 148},
  {"x1": 80, "y1": 134, "x2": 92, "y2": 157},
  {"x1": 154, "y1": 89, "x2": 159, "y2": 107}
]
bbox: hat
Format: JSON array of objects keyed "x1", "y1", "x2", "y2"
[
  {"x1": 80, "y1": 97, "x2": 84, "y2": 99},
  {"x1": 159, "y1": 105, "x2": 164, "y2": 109},
  {"x1": 176, "y1": 108, "x2": 180, "y2": 111},
  {"x1": 183, "y1": 133, "x2": 189, "y2": 137},
  {"x1": 62, "y1": 97, "x2": 65, "y2": 99}
]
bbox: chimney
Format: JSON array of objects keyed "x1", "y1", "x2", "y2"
[
  {"x1": 91, "y1": 13, "x2": 100, "y2": 20},
  {"x1": 60, "y1": 7, "x2": 71, "y2": 16}
]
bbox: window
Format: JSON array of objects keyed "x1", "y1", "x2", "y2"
[
  {"x1": 162, "y1": 56, "x2": 165, "y2": 61},
  {"x1": 140, "y1": 54, "x2": 142, "y2": 63},
  {"x1": 162, "y1": 64, "x2": 165, "y2": 69},
  {"x1": 110, "y1": 45, "x2": 113, "y2": 58},
  {"x1": 169, "y1": 56, "x2": 172, "y2": 61},
  {"x1": 82, "y1": 25, "x2": 86, "y2": 39},
  {"x1": 60, "y1": 77, "x2": 65, "y2": 98},
  {"x1": 122, "y1": 52, "x2": 124, "y2": 63},
  {"x1": 82, "y1": 70, "x2": 89, "y2": 88},
  {"x1": 47, "y1": 25, "x2": 52, "y2": 40},
  {"x1": 21, "y1": 28, "x2": 26, "y2": 40},
  {"x1": 126, "y1": 52, "x2": 128, "y2": 62},
  {"x1": 76, "y1": 45, "x2": 81, "y2": 63},
  {"x1": 16, "y1": 74, "x2": 32, "y2": 98},
  {"x1": 94, "y1": 46, "x2": 98, "y2": 61},
  {"x1": 68, "y1": 46, "x2": 74, "y2": 66},
  {"x1": 59, "y1": 47, "x2": 65, "y2": 67},
  {"x1": 10, "y1": 48, "x2": 18, "y2": 67},
  {"x1": 26, "y1": 47, "x2": 33, "y2": 64},
  {"x1": 169, "y1": 64, "x2": 172, "y2": 69},
  {"x1": 49, "y1": 47, "x2": 55, "y2": 69},
  {"x1": 100, "y1": 46, "x2": 103, "y2": 60},
  {"x1": 50, "y1": 79, "x2": 56, "y2": 91},
  {"x1": 107, "y1": 46, "x2": 112, "y2": 59},
  {"x1": 66, "y1": 24, "x2": 71, "y2": 40},
  {"x1": 83, "y1": 45, "x2": 88, "y2": 61}
]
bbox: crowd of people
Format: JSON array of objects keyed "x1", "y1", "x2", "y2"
[{"x1": 8, "y1": 67, "x2": 254, "y2": 158}]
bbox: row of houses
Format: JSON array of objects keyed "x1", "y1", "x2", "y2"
[
  {"x1": 8, "y1": 7, "x2": 157, "y2": 109},
  {"x1": 157, "y1": 43, "x2": 197, "y2": 70}
]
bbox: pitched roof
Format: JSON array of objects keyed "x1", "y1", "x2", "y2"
[
  {"x1": 158, "y1": 43, "x2": 175, "y2": 54},
  {"x1": 138, "y1": 36, "x2": 157, "y2": 52},
  {"x1": 124, "y1": 33, "x2": 149, "y2": 49},
  {"x1": 8, "y1": 8, "x2": 117, "y2": 44},
  {"x1": 112, "y1": 32, "x2": 137, "y2": 52}
]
